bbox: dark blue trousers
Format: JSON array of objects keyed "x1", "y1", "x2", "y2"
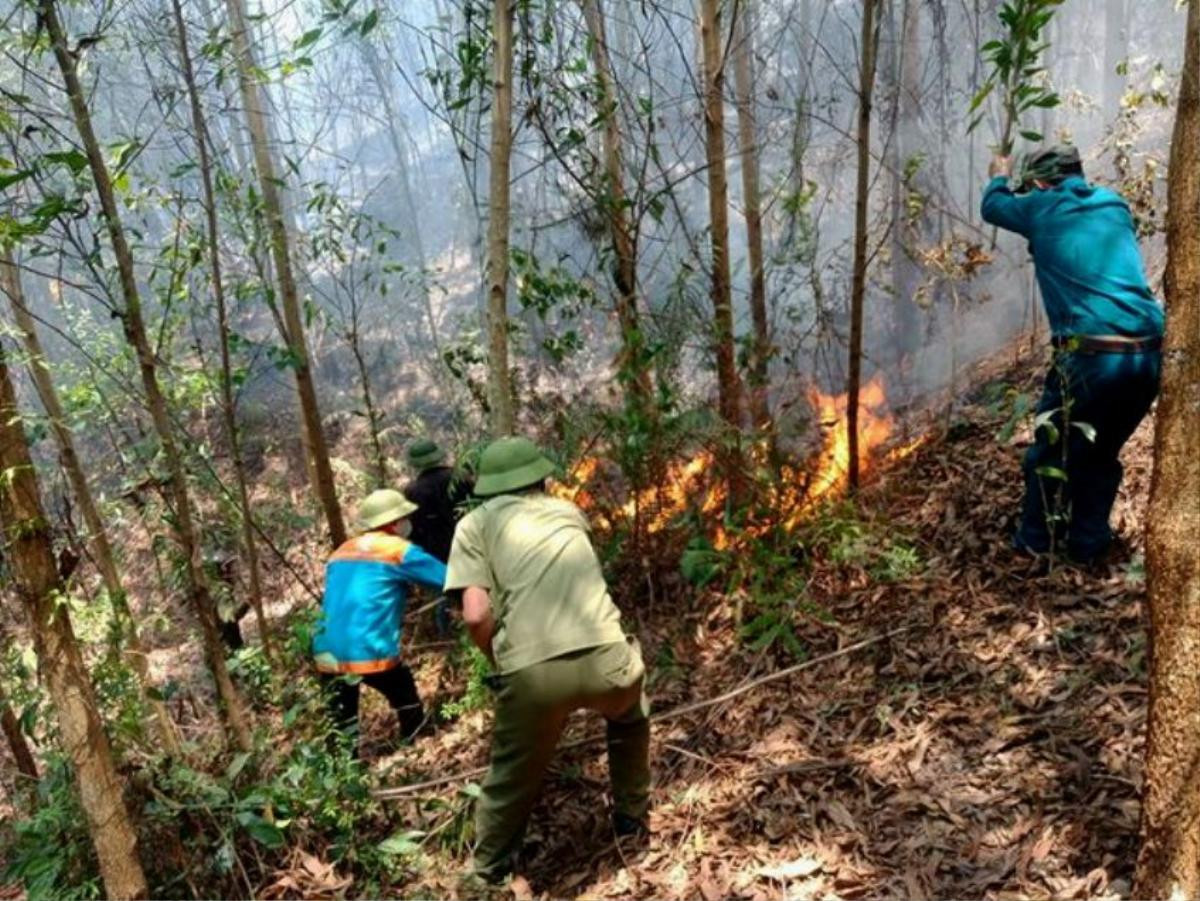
[{"x1": 1016, "y1": 348, "x2": 1160, "y2": 561}]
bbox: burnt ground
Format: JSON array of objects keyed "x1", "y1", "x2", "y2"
[{"x1": 373, "y1": 347, "x2": 1154, "y2": 900}]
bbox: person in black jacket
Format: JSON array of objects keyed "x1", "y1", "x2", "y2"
[{"x1": 403, "y1": 439, "x2": 473, "y2": 634}]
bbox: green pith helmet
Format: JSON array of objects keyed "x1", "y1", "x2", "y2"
[
  {"x1": 1018, "y1": 143, "x2": 1082, "y2": 190},
  {"x1": 473, "y1": 437, "x2": 556, "y2": 497},
  {"x1": 358, "y1": 488, "x2": 418, "y2": 530},
  {"x1": 407, "y1": 438, "x2": 446, "y2": 471}
]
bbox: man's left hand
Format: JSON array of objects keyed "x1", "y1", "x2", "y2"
[{"x1": 989, "y1": 155, "x2": 1014, "y2": 178}]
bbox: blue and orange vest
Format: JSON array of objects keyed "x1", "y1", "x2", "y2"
[{"x1": 312, "y1": 531, "x2": 447, "y2": 674}]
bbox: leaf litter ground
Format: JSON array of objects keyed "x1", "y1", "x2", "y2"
[{"x1": 375, "y1": 355, "x2": 1153, "y2": 900}]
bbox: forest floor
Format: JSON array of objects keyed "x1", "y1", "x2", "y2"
[{"x1": 369, "y1": 349, "x2": 1153, "y2": 901}]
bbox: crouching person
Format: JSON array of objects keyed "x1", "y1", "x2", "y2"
[
  {"x1": 445, "y1": 437, "x2": 650, "y2": 884},
  {"x1": 313, "y1": 489, "x2": 447, "y2": 752}
]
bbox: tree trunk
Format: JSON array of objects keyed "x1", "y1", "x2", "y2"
[
  {"x1": 171, "y1": 0, "x2": 274, "y2": 661},
  {"x1": 847, "y1": 0, "x2": 881, "y2": 491},
  {"x1": 360, "y1": 42, "x2": 441, "y2": 356},
  {"x1": 0, "y1": 253, "x2": 182, "y2": 755},
  {"x1": 1134, "y1": 2, "x2": 1200, "y2": 895},
  {"x1": 224, "y1": 0, "x2": 347, "y2": 546},
  {"x1": 699, "y1": 0, "x2": 745, "y2": 494},
  {"x1": 1103, "y1": 0, "x2": 1129, "y2": 118},
  {"x1": 486, "y1": 0, "x2": 517, "y2": 436},
  {"x1": 0, "y1": 684, "x2": 38, "y2": 787},
  {"x1": 578, "y1": 0, "x2": 653, "y2": 414},
  {"x1": 348, "y1": 324, "x2": 389, "y2": 487},
  {"x1": 0, "y1": 341, "x2": 147, "y2": 901},
  {"x1": 39, "y1": 0, "x2": 252, "y2": 751},
  {"x1": 889, "y1": 0, "x2": 924, "y2": 378},
  {"x1": 731, "y1": 0, "x2": 773, "y2": 438}
]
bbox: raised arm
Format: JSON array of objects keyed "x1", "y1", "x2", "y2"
[{"x1": 980, "y1": 155, "x2": 1032, "y2": 236}]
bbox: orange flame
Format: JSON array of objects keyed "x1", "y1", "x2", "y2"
[{"x1": 553, "y1": 375, "x2": 924, "y2": 546}]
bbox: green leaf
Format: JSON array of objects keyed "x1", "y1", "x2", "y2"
[
  {"x1": 236, "y1": 812, "x2": 285, "y2": 849},
  {"x1": 1071, "y1": 421, "x2": 1097, "y2": 442},
  {"x1": 1019, "y1": 129, "x2": 1043, "y2": 142},
  {"x1": 1033, "y1": 410, "x2": 1059, "y2": 445},
  {"x1": 378, "y1": 830, "x2": 425, "y2": 857},
  {"x1": 0, "y1": 169, "x2": 33, "y2": 190},
  {"x1": 43, "y1": 149, "x2": 88, "y2": 175},
  {"x1": 294, "y1": 28, "x2": 322, "y2": 50},
  {"x1": 1035, "y1": 465, "x2": 1068, "y2": 482},
  {"x1": 359, "y1": 8, "x2": 378, "y2": 35}
]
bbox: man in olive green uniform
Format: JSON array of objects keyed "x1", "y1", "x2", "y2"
[{"x1": 445, "y1": 437, "x2": 650, "y2": 883}]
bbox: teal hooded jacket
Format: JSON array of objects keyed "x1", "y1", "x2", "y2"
[{"x1": 981, "y1": 175, "x2": 1165, "y2": 339}]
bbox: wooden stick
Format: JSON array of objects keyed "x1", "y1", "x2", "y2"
[{"x1": 372, "y1": 626, "x2": 908, "y2": 800}]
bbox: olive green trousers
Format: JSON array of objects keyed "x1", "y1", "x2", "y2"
[{"x1": 472, "y1": 638, "x2": 651, "y2": 880}]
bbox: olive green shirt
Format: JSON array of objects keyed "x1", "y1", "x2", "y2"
[{"x1": 444, "y1": 493, "x2": 626, "y2": 673}]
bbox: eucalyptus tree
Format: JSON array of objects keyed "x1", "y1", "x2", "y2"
[
  {"x1": 1, "y1": 252, "x2": 182, "y2": 754},
  {"x1": 847, "y1": 0, "x2": 882, "y2": 491},
  {"x1": 485, "y1": 0, "x2": 517, "y2": 436},
  {"x1": 223, "y1": 0, "x2": 347, "y2": 546},
  {"x1": 37, "y1": 0, "x2": 252, "y2": 750},
  {"x1": 1135, "y1": 0, "x2": 1200, "y2": 894},
  {"x1": 698, "y1": 0, "x2": 745, "y2": 493},
  {"x1": 731, "y1": 0, "x2": 773, "y2": 439},
  {"x1": 0, "y1": 338, "x2": 147, "y2": 900},
  {"x1": 169, "y1": 0, "x2": 273, "y2": 659}
]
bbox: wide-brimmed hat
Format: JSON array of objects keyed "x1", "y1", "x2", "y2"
[
  {"x1": 358, "y1": 489, "x2": 418, "y2": 530},
  {"x1": 407, "y1": 438, "x2": 447, "y2": 471},
  {"x1": 473, "y1": 437, "x2": 556, "y2": 497}
]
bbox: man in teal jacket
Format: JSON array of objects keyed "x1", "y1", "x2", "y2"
[
  {"x1": 313, "y1": 489, "x2": 447, "y2": 747},
  {"x1": 981, "y1": 145, "x2": 1164, "y2": 563}
]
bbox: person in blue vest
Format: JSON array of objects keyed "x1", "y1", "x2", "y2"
[
  {"x1": 982, "y1": 145, "x2": 1164, "y2": 564},
  {"x1": 313, "y1": 489, "x2": 447, "y2": 748}
]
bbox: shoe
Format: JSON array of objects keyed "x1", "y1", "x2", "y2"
[{"x1": 612, "y1": 812, "x2": 648, "y2": 838}]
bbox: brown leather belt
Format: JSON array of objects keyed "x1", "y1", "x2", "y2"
[{"x1": 1051, "y1": 334, "x2": 1162, "y2": 354}]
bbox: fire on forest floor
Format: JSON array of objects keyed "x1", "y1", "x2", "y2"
[
  {"x1": 380, "y1": 347, "x2": 1154, "y2": 900},
  {"x1": 551, "y1": 374, "x2": 928, "y2": 551}
]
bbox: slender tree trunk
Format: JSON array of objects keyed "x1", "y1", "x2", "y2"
[
  {"x1": 1134, "y1": 2, "x2": 1200, "y2": 895},
  {"x1": 224, "y1": 0, "x2": 346, "y2": 545},
  {"x1": 0, "y1": 254, "x2": 181, "y2": 755},
  {"x1": 39, "y1": 0, "x2": 252, "y2": 751},
  {"x1": 699, "y1": 0, "x2": 745, "y2": 494},
  {"x1": 0, "y1": 341, "x2": 147, "y2": 901},
  {"x1": 348, "y1": 325, "x2": 388, "y2": 486},
  {"x1": 171, "y1": 0, "x2": 274, "y2": 660},
  {"x1": 360, "y1": 42, "x2": 441, "y2": 356},
  {"x1": 889, "y1": 0, "x2": 923, "y2": 378},
  {"x1": 0, "y1": 685, "x2": 38, "y2": 787},
  {"x1": 486, "y1": 0, "x2": 516, "y2": 436},
  {"x1": 578, "y1": 0, "x2": 653, "y2": 413},
  {"x1": 1103, "y1": 0, "x2": 1129, "y2": 118},
  {"x1": 847, "y1": 0, "x2": 881, "y2": 491},
  {"x1": 731, "y1": 0, "x2": 773, "y2": 438}
]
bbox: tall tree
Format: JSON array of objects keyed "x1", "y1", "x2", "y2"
[
  {"x1": 171, "y1": 0, "x2": 273, "y2": 659},
  {"x1": 699, "y1": 0, "x2": 745, "y2": 489},
  {"x1": 1103, "y1": 0, "x2": 1129, "y2": 117},
  {"x1": 1, "y1": 253, "x2": 181, "y2": 754},
  {"x1": 888, "y1": 0, "x2": 925, "y2": 377},
  {"x1": 731, "y1": 0, "x2": 773, "y2": 438},
  {"x1": 579, "y1": 0, "x2": 653, "y2": 414},
  {"x1": 486, "y1": 0, "x2": 517, "y2": 436},
  {"x1": 224, "y1": 0, "x2": 347, "y2": 545},
  {"x1": 0, "y1": 339, "x2": 147, "y2": 900},
  {"x1": 38, "y1": 0, "x2": 252, "y2": 750},
  {"x1": 847, "y1": 0, "x2": 882, "y2": 490},
  {"x1": 1134, "y1": 1, "x2": 1200, "y2": 895}
]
